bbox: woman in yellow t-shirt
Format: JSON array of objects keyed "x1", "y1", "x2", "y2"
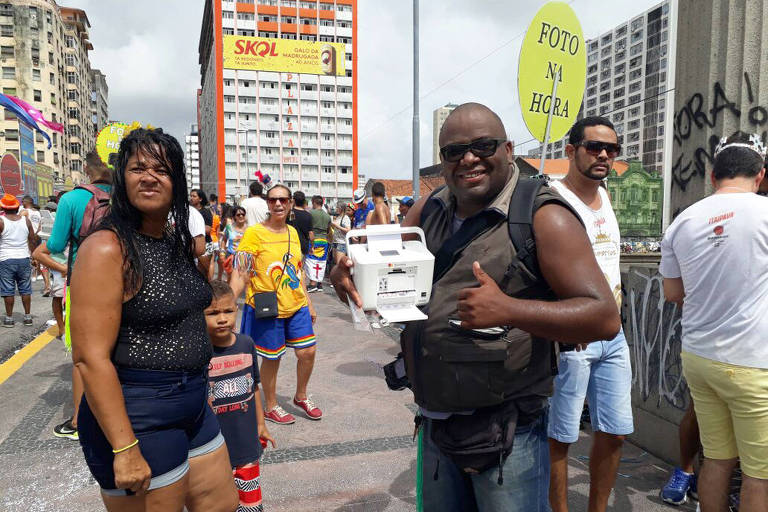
[{"x1": 231, "y1": 184, "x2": 321, "y2": 425}]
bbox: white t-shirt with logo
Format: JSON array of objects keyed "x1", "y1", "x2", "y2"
[
  {"x1": 660, "y1": 192, "x2": 768, "y2": 368},
  {"x1": 551, "y1": 180, "x2": 622, "y2": 309}
]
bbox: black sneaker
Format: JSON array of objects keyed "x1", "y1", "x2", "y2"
[
  {"x1": 2, "y1": 316, "x2": 13, "y2": 328},
  {"x1": 23, "y1": 314, "x2": 32, "y2": 326},
  {"x1": 306, "y1": 286, "x2": 318, "y2": 293},
  {"x1": 53, "y1": 418, "x2": 79, "y2": 440},
  {"x1": 316, "y1": 284, "x2": 324, "y2": 292}
]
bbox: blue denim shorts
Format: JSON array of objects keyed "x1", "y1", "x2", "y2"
[
  {"x1": 548, "y1": 330, "x2": 634, "y2": 443},
  {"x1": 0, "y1": 257, "x2": 32, "y2": 296},
  {"x1": 78, "y1": 368, "x2": 223, "y2": 495}
]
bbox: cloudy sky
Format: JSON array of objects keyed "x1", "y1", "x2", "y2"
[{"x1": 68, "y1": 0, "x2": 663, "y2": 182}]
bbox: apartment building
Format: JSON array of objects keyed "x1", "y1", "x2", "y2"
[
  {"x1": 198, "y1": 0, "x2": 356, "y2": 202},
  {"x1": 185, "y1": 123, "x2": 201, "y2": 189},
  {"x1": 89, "y1": 67, "x2": 108, "y2": 135},
  {"x1": 529, "y1": 1, "x2": 671, "y2": 174},
  {"x1": 60, "y1": 6, "x2": 94, "y2": 184},
  {"x1": 432, "y1": 103, "x2": 456, "y2": 165},
  {"x1": 0, "y1": 1, "x2": 102, "y2": 186}
]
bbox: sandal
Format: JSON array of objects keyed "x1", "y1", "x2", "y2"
[{"x1": 42, "y1": 289, "x2": 50, "y2": 297}]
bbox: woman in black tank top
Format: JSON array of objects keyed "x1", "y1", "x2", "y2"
[{"x1": 69, "y1": 129, "x2": 238, "y2": 511}]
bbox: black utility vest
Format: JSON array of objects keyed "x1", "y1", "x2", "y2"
[{"x1": 401, "y1": 173, "x2": 572, "y2": 412}]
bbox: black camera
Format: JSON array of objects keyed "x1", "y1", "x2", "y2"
[{"x1": 383, "y1": 353, "x2": 410, "y2": 391}]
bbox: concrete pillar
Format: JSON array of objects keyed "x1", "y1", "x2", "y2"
[{"x1": 671, "y1": 0, "x2": 768, "y2": 217}]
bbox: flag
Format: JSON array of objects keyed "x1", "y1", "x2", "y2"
[
  {"x1": 0, "y1": 94, "x2": 52, "y2": 149},
  {"x1": 7, "y1": 95, "x2": 64, "y2": 133}
]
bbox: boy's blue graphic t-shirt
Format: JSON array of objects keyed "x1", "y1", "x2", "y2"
[{"x1": 207, "y1": 333, "x2": 262, "y2": 467}]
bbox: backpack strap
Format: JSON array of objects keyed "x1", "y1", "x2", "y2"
[{"x1": 506, "y1": 176, "x2": 548, "y2": 284}]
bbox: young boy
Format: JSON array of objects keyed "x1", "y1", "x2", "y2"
[{"x1": 205, "y1": 280, "x2": 275, "y2": 512}]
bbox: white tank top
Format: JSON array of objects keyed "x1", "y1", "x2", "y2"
[
  {"x1": 0, "y1": 217, "x2": 30, "y2": 261},
  {"x1": 551, "y1": 180, "x2": 622, "y2": 308}
]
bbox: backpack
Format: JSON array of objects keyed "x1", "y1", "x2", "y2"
[
  {"x1": 76, "y1": 183, "x2": 111, "y2": 241},
  {"x1": 419, "y1": 175, "x2": 550, "y2": 285},
  {"x1": 65, "y1": 183, "x2": 110, "y2": 282}
]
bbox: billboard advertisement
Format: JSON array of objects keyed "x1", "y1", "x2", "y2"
[
  {"x1": 223, "y1": 35, "x2": 346, "y2": 76},
  {"x1": 36, "y1": 162, "x2": 54, "y2": 202},
  {"x1": 18, "y1": 120, "x2": 37, "y2": 200},
  {"x1": 0, "y1": 153, "x2": 22, "y2": 197}
]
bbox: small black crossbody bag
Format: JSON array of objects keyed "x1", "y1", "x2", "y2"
[{"x1": 249, "y1": 228, "x2": 291, "y2": 319}]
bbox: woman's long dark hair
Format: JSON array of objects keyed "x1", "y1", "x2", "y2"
[{"x1": 101, "y1": 128, "x2": 195, "y2": 293}]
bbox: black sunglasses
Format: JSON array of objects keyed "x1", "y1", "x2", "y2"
[
  {"x1": 440, "y1": 138, "x2": 507, "y2": 163},
  {"x1": 576, "y1": 140, "x2": 621, "y2": 158},
  {"x1": 267, "y1": 197, "x2": 291, "y2": 205}
]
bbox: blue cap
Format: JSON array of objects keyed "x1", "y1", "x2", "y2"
[{"x1": 398, "y1": 196, "x2": 414, "y2": 206}]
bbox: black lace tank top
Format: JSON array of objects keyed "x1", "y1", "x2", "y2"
[{"x1": 112, "y1": 233, "x2": 213, "y2": 371}]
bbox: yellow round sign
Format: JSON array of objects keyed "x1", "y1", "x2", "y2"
[
  {"x1": 96, "y1": 122, "x2": 130, "y2": 169},
  {"x1": 518, "y1": 2, "x2": 586, "y2": 143}
]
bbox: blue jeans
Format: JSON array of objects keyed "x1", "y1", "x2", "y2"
[
  {"x1": 548, "y1": 330, "x2": 634, "y2": 443},
  {"x1": 0, "y1": 257, "x2": 32, "y2": 296},
  {"x1": 421, "y1": 411, "x2": 551, "y2": 512}
]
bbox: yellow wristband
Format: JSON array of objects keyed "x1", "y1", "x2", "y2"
[{"x1": 112, "y1": 439, "x2": 139, "y2": 454}]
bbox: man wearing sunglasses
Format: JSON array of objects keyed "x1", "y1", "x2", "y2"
[
  {"x1": 547, "y1": 117, "x2": 632, "y2": 512},
  {"x1": 331, "y1": 102, "x2": 620, "y2": 511}
]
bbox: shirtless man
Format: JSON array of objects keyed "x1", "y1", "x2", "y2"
[{"x1": 365, "y1": 182, "x2": 391, "y2": 225}]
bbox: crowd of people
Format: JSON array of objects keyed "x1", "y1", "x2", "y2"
[{"x1": 21, "y1": 102, "x2": 763, "y2": 512}]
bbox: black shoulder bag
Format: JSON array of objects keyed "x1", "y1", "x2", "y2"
[{"x1": 249, "y1": 227, "x2": 291, "y2": 318}]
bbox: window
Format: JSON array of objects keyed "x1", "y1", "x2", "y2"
[
  {"x1": 601, "y1": 33, "x2": 612, "y2": 45},
  {"x1": 33, "y1": 89, "x2": 41, "y2": 101},
  {"x1": 281, "y1": 33, "x2": 296, "y2": 40},
  {"x1": 223, "y1": 28, "x2": 234, "y2": 35},
  {"x1": 613, "y1": 111, "x2": 625, "y2": 122},
  {"x1": 32, "y1": 68, "x2": 41, "y2": 81},
  {"x1": 222, "y1": 10, "x2": 234, "y2": 19},
  {"x1": 628, "y1": 94, "x2": 641, "y2": 104},
  {"x1": 630, "y1": 56, "x2": 641, "y2": 68},
  {"x1": 0, "y1": 25, "x2": 11, "y2": 37},
  {"x1": 50, "y1": 92, "x2": 55, "y2": 104},
  {"x1": 600, "y1": 93, "x2": 610, "y2": 104},
  {"x1": 2, "y1": 87, "x2": 15, "y2": 95},
  {"x1": 280, "y1": 16, "x2": 295, "y2": 23},
  {"x1": 600, "y1": 81, "x2": 610, "y2": 92},
  {"x1": 614, "y1": 88, "x2": 625, "y2": 98},
  {"x1": 237, "y1": 29, "x2": 255, "y2": 36},
  {"x1": 613, "y1": 100, "x2": 625, "y2": 110},
  {"x1": 0, "y1": 45, "x2": 12, "y2": 58},
  {"x1": 1, "y1": 66, "x2": 13, "y2": 79},
  {"x1": 630, "y1": 43, "x2": 643, "y2": 56},
  {"x1": 5, "y1": 129, "x2": 18, "y2": 140},
  {"x1": 224, "y1": 95, "x2": 235, "y2": 103},
  {"x1": 48, "y1": 51, "x2": 53, "y2": 64},
  {"x1": 37, "y1": 150, "x2": 45, "y2": 161},
  {"x1": 237, "y1": 12, "x2": 254, "y2": 21},
  {"x1": 587, "y1": 53, "x2": 598, "y2": 64},
  {"x1": 49, "y1": 72, "x2": 55, "y2": 85},
  {"x1": 300, "y1": 17, "x2": 316, "y2": 25},
  {"x1": 629, "y1": 81, "x2": 642, "y2": 93},
  {"x1": 614, "y1": 75, "x2": 625, "y2": 86}
]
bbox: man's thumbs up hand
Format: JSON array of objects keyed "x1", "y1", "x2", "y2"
[{"x1": 457, "y1": 262, "x2": 510, "y2": 329}]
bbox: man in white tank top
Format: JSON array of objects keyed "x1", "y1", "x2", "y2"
[
  {"x1": 547, "y1": 118, "x2": 633, "y2": 512},
  {"x1": 0, "y1": 194, "x2": 37, "y2": 327}
]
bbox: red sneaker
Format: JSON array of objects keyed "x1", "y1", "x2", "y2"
[
  {"x1": 264, "y1": 405, "x2": 295, "y2": 425},
  {"x1": 293, "y1": 396, "x2": 323, "y2": 420}
]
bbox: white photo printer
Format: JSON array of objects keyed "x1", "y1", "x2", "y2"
[{"x1": 346, "y1": 225, "x2": 435, "y2": 322}]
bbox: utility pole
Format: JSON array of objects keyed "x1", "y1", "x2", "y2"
[{"x1": 412, "y1": 0, "x2": 420, "y2": 200}]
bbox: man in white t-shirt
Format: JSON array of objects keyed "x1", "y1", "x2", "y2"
[
  {"x1": 660, "y1": 132, "x2": 768, "y2": 512},
  {"x1": 547, "y1": 117, "x2": 632, "y2": 512},
  {"x1": 241, "y1": 181, "x2": 268, "y2": 226}
]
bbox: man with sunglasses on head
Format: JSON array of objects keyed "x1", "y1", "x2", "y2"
[
  {"x1": 546, "y1": 117, "x2": 633, "y2": 512},
  {"x1": 331, "y1": 102, "x2": 620, "y2": 511}
]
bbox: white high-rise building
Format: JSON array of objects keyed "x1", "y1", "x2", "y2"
[
  {"x1": 197, "y1": 0, "x2": 356, "y2": 202},
  {"x1": 529, "y1": 1, "x2": 671, "y2": 173},
  {"x1": 433, "y1": 103, "x2": 457, "y2": 164},
  {"x1": 185, "y1": 124, "x2": 200, "y2": 190}
]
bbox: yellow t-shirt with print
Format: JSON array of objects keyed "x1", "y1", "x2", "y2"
[{"x1": 237, "y1": 224, "x2": 307, "y2": 318}]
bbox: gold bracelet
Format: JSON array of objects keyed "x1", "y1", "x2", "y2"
[{"x1": 112, "y1": 439, "x2": 139, "y2": 454}]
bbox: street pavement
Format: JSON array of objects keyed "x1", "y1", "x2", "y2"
[{"x1": 0, "y1": 286, "x2": 696, "y2": 511}]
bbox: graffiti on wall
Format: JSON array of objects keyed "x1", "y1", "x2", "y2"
[
  {"x1": 672, "y1": 71, "x2": 766, "y2": 194},
  {"x1": 624, "y1": 267, "x2": 688, "y2": 411}
]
